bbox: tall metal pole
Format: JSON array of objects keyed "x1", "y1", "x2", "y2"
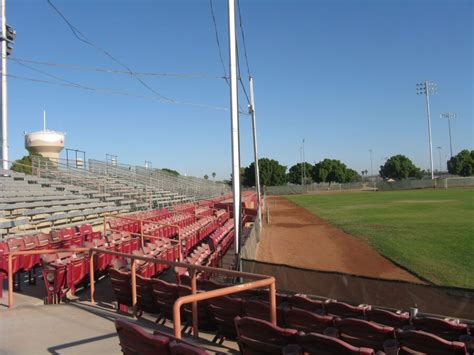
[
  {"x1": 302, "y1": 138, "x2": 306, "y2": 184},
  {"x1": 437, "y1": 146, "x2": 442, "y2": 172},
  {"x1": 248, "y1": 76, "x2": 261, "y2": 226},
  {"x1": 227, "y1": 0, "x2": 242, "y2": 266},
  {"x1": 369, "y1": 149, "x2": 373, "y2": 180},
  {"x1": 417, "y1": 81, "x2": 437, "y2": 180},
  {"x1": 300, "y1": 146, "x2": 303, "y2": 185},
  {"x1": 441, "y1": 112, "x2": 456, "y2": 158},
  {"x1": 424, "y1": 82, "x2": 434, "y2": 180},
  {"x1": 0, "y1": 0, "x2": 8, "y2": 170}
]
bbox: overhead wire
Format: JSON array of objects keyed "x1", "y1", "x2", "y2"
[
  {"x1": 236, "y1": 0, "x2": 251, "y2": 78},
  {"x1": 46, "y1": 0, "x2": 174, "y2": 103},
  {"x1": 5, "y1": 72, "x2": 232, "y2": 111},
  {"x1": 7, "y1": 57, "x2": 225, "y2": 80},
  {"x1": 209, "y1": 0, "x2": 229, "y2": 84}
]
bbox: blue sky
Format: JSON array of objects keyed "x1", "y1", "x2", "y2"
[{"x1": 6, "y1": 0, "x2": 473, "y2": 179}]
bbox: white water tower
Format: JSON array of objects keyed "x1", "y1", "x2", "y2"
[{"x1": 24, "y1": 111, "x2": 65, "y2": 162}]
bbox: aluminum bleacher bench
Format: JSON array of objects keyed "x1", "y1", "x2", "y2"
[
  {"x1": 105, "y1": 196, "x2": 124, "y2": 202},
  {"x1": 92, "y1": 193, "x2": 110, "y2": 198}
]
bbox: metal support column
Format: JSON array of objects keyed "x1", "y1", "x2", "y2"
[
  {"x1": 0, "y1": 0, "x2": 8, "y2": 170},
  {"x1": 249, "y1": 76, "x2": 261, "y2": 226}
]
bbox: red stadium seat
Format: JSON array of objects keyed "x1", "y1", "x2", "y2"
[
  {"x1": 324, "y1": 301, "x2": 367, "y2": 318},
  {"x1": 396, "y1": 329, "x2": 467, "y2": 354},
  {"x1": 296, "y1": 332, "x2": 376, "y2": 355},
  {"x1": 289, "y1": 295, "x2": 325, "y2": 314},
  {"x1": 334, "y1": 318, "x2": 396, "y2": 351},
  {"x1": 412, "y1": 317, "x2": 469, "y2": 342},
  {"x1": 365, "y1": 308, "x2": 410, "y2": 328},
  {"x1": 282, "y1": 306, "x2": 334, "y2": 334},
  {"x1": 208, "y1": 295, "x2": 243, "y2": 342}
]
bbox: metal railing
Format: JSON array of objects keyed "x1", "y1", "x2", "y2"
[{"x1": 6, "y1": 247, "x2": 277, "y2": 340}]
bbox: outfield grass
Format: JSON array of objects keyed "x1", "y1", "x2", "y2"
[{"x1": 287, "y1": 188, "x2": 474, "y2": 289}]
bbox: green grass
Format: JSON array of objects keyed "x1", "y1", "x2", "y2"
[{"x1": 286, "y1": 188, "x2": 474, "y2": 289}]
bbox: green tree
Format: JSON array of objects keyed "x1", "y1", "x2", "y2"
[
  {"x1": 161, "y1": 168, "x2": 180, "y2": 176},
  {"x1": 204, "y1": 174, "x2": 209, "y2": 180},
  {"x1": 11, "y1": 153, "x2": 54, "y2": 175},
  {"x1": 212, "y1": 172, "x2": 216, "y2": 180},
  {"x1": 379, "y1": 155, "x2": 422, "y2": 180},
  {"x1": 312, "y1": 159, "x2": 358, "y2": 183},
  {"x1": 447, "y1": 150, "x2": 474, "y2": 176},
  {"x1": 287, "y1": 162, "x2": 314, "y2": 184},
  {"x1": 243, "y1": 158, "x2": 287, "y2": 187}
]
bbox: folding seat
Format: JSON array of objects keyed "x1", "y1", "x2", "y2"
[
  {"x1": 66, "y1": 253, "x2": 88, "y2": 295},
  {"x1": 412, "y1": 317, "x2": 470, "y2": 342},
  {"x1": 78, "y1": 224, "x2": 101, "y2": 242},
  {"x1": 58, "y1": 228, "x2": 77, "y2": 248},
  {"x1": 365, "y1": 308, "x2": 410, "y2": 328},
  {"x1": 7, "y1": 238, "x2": 36, "y2": 274},
  {"x1": 289, "y1": 295, "x2": 325, "y2": 314},
  {"x1": 177, "y1": 284, "x2": 216, "y2": 331},
  {"x1": 136, "y1": 274, "x2": 160, "y2": 314},
  {"x1": 121, "y1": 233, "x2": 133, "y2": 254},
  {"x1": 324, "y1": 301, "x2": 367, "y2": 319},
  {"x1": 33, "y1": 233, "x2": 51, "y2": 250},
  {"x1": 48, "y1": 231, "x2": 63, "y2": 249},
  {"x1": 396, "y1": 329, "x2": 467, "y2": 354},
  {"x1": 242, "y1": 299, "x2": 285, "y2": 326},
  {"x1": 296, "y1": 332, "x2": 375, "y2": 355},
  {"x1": 282, "y1": 306, "x2": 334, "y2": 334},
  {"x1": 132, "y1": 250, "x2": 153, "y2": 278},
  {"x1": 208, "y1": 295, "x2": 244, "y2": 342},
  {"x1": 334, "y1": 318, "x2": 396, "y2": 351},
  {"x1": 151, "y1": 278, "x2": 179, "y2": 323},
  {"x1": 234, "y1": 316, "x2": 298, "y2": 355},
  {"x1": 41, "y1": 253, "x2": 69, "y2": 304},
  {"x1": 84, "y1": 239, "x2": 109, "y2": 271},
  {"x1": 114, "y1": 318, "x2": 171, "y2": 355},
  {"x1": 109, "y1": 268, "x2": 132, "y2": 312}
]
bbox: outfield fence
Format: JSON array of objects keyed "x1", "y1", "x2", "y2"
[{"x1": 264, "y1": 176, "x2": 474, "y2": 195}]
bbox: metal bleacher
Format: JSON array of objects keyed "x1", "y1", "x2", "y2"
[
  {"x1": 32, "y1": 158, "x2": 229, "y2": 210},
  {"x1": 0, "y1": 168, "x2": 124, "y2": 238}
]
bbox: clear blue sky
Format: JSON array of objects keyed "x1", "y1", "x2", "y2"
[{"x1": 6, "y1": 0, "x2": 473, "y2": 179}]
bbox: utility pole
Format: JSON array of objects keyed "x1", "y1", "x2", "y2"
[
  {"x1": 437, "y1": 146, "x2": 442, "y2": 173},
  {"x1": 1, "y1": 0, "x2": 8, "y2": 170},
  {"x1": 300, "y1": 146, "x2": 303, "y2": 185},
  {"x1": 440, "y1": 112, "x2": 456, "y2": 158},
  {"x1": 416, "y1": 81, "x2": 437, "y2": 180},
  {"x1": 369, "y1": 149, "x2": 373, "y2": 180},
  {"x1": 227, "y1": 0, "x2": 242, "y2": 268},
  {"x1": 248, "y1": 76, "x2": 261, "y2": 227},
  {"x1": 302, "y1": 138, "x2": 306, "y2": 185}
]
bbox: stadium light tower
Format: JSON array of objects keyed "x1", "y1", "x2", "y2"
[
  {"x1": 416, "y1": 81, "x2": 437, "y2": 180},
  {"x1": 440, "y1": 112, "x2": 456, "y2": 158}
]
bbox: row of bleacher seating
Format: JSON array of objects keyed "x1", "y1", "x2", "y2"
[{"x1": 110, "y1": 272, "x2": 473, "y2": 354}]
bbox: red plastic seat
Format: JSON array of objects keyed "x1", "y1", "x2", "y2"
[
  {"x1": 242, "y1": 299, "x2": 285, "y2": 325},
  {"x1": 234, "y1": 316, "x2": 298, "y2": 354},
  {"x1": 396, "y1": 329, "x2": 467, "y2": 354},
  {"x1": 296, "y1": 332, "x2": 376, "y2": 355},
  {"x1": 365, "y1": 308, "x2": 410, "y2": 328},
  {"x1": 208, "y1": 296, "x2": 243, "y2": 342},
  {"x1": 335, "y1": 318, "x2": 396, "y2": 351},
  {"x1": 109, "y1": 268, "x2": 132, "y2": 312},
  {"x1": 412, "y1": 317, "x2": 469, "y2": 342},
  {"x1": 282, "y1": 306, "x2": 334, "y2": 334},
  {"x1": 177, "y1": 285, "x2": 215, "y2": 331},
  {"x1": 169, "y1": 340, "x2": 209, "y2": 355},
  {"x1": 324, "y1": 301, "x2": 367, "y2": 319},
  {"x1": 151, "y1": 278, "x2": 179, "y2": 323},
  {"x1": 136, "y1": 274, "x2": 159, "y2": 314},
  {"x1": 289, "y1": 295, "x2": 325, "y2": 314},
  {"x1": 115, "y1": 318, "x2": 171, "y2": 355},
  {"x1": 41, "y1": 253, "x2": 69, "y2": 304}
]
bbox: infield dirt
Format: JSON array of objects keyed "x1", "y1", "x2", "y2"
[{"x1": 256, "y1": 196, "x2": 422, "y2": 283}]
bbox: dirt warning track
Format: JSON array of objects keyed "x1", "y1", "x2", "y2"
[{"x1": 256, "y1": 196, "x2": 421, "y2": 283}]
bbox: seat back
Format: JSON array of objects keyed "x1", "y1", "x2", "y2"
[
  {"x1": 324, "y1": 301, "x2": 366, "y2": 318},
  {"x1": 234, "y1": 316, "x2": 298, "y2": 355},
  {"x1": 396, "y1": 330, "x2": 467, "y2": 355},
  {"x1": 208, "y1": 296, "x2": 243, "y2": 339},
  {"x1": 283, "y1": 306, "x2": 334, "y2": 334},
  {"x1": 151, "y1": 278, "x2": 178, "y2": 320},
  {"x1": 365, "y1": 308, "x2": 410, "y2": 328},
  {"x1": 136, "y1": 274, "x2": 159, "y2": 314},
  {"x1": 412, "y1": 317, "x2": 469, "y2": 341},
  {"x1": 109, "y1": 268, "x2": 132, "y2": 307},
  {"x1": 335, "y1": 318, "x2": 395, "y2": 351},
  {"x1": 297, "y1": 333, "x2": 375, "y2": 355},
  {"x1": 169, "y1": 340, "x2": 208, "y2": 355},
  {"x1": 289, "y1": 295, "x2": 325, "y2": 313},
  {"x1": 115, "y1": 318, "x2": 171, "y2": 355}
]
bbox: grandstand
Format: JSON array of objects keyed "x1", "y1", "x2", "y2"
[{"x1": 1, "y1": 190, "x2": 473, "y2": 354}]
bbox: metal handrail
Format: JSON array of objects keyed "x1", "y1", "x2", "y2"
[{"x1": 6, "y1": 246, "x2": 277, "y2": 340}]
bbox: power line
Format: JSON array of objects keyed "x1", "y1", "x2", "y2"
[
  {"x1": 236, "y1": 0, "x2": 251, "y2": 78},
  {"x1": 6, "y1": 73, "x2": 232, "y2": 111},
  {"x1": 209, "y1": 0, "x2": 229, "y2": 84},
  {"x1": 46, "y1": 0, "x2": 174, "y2": 103},
  {"x1": 8, "y1": 57, "x2": 225, "y2": 80}
]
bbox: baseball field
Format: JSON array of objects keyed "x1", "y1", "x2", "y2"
[{"x1": 286, "y1": 188, "x2": 474, "y2": 289}]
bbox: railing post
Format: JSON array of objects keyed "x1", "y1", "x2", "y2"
[
  {"x1": 89, "y1": 250, "x2": 95, "y2": 304},
  {"x1": 140, "y1": 219, "x2": 144, "y2": 248},
  {"x1": 190, "y1": 268, "x2": 199, "y2": 338},
  {"x1": 131, "y1": 258, "x2": 137, "y2": 318},
  {"x1": 269, "y1": 279, "x2": 277, "y2": 326},
  {"x1": 103, "y1": 214, "x2": 107, "y2": 235},
  {"x1": 8, "y1": 254, "x2": 13, "y2": 308}
]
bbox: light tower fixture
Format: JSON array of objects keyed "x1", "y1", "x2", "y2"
[
  {"x1": 416, "y1": 81, "x2": 437, "y2": 180},
  {"x1": 440, "y1": 112, "x2": 456, "y2": 158}
]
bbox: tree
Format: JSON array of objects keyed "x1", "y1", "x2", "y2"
[
  {"x1": 243, "y1": 158, "x2": 287, "y2": 187},
  {"x1": 161, "y1": 168, "x2": 180, "y2": 176},
  {"x1": 447, "y1": 150, "x2": 474, "y2": 176},
  {"x1": 212, "y1": 172, "x2": 216, "y2": 180},
  {"x1": 287, "y1": 162, "x2": 314, "y2": 184},
  {"x1": 11, "y1": 153, "x2": 54, "y2": 175},
  {"x1": 379, "y1": 155, "x2": 422, "y2": 180},
  {"x1": 312, "y1": 159, "x2": 359, "y2": 183},
  {"x1": 204, "y1": 174, "x2": 209, "y2": 180}
]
